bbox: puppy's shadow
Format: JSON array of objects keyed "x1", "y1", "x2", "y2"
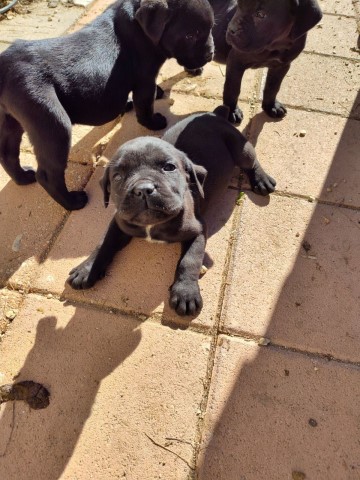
[
  {"x1": 247, "y1": 110, "x2": 285, "y2": 147},
  {"x1": 0, "y1": 310, "x2": 141, "y2": 480}
]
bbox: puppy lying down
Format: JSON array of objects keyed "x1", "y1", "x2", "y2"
[{"x1": 67, "y1": 107, "x2": 276, "y2": 316}]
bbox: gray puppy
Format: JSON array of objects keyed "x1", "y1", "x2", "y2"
[
  {"x1": 189, "y1": 0, "x2": 322, "y2": 123},
  {"x1": 67, "y1": 107, "x2": 276, "y2": 316}
]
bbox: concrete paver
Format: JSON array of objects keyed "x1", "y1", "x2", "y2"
[
  {"x1": 0, "y1": 159, "x2": 92, "y2": 289},
  {"x1": 0, "y1": 0, "x2": 359, "y2": 478},
  {"x1": 306, "y1": 14, "x2": 359, "y2": 59},
  {"x1": 0, "y1": 294, "x2": 211, "y2": 479},
  {"x1": 221, "y1": 194, "x2": 360, "y2": 362},
  {"x1": 265, "y1": 53, "x2": 360, "y2": 119},
  {"x1": 0, "y1": 1, "x2": 85, "y2": 43},
  {"x1": 250, "y1": 108, "x2": 360, "y2": 206},
  {"x1": 198, "y1": 336, "x2": 360, "y2": 480}
]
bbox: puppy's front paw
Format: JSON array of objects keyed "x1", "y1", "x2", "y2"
[
  {"x1": 64, "y1": 191, "x2": 88, "y2": 211},
  {"x1": 228, "y1": 107, "x2": 243, "y2": 124},
  {"x1": 250, "y1": 168, "x2": 276, "y2": 196},
  {"x1": 262, "y1": 100, "x2": 287, "y2": 119},
  {"x1": 13, "y1": 166, "x2": 36, "y2": 185},
  {"x1": 140, "y1": 113, "x2": 167, "y2": 131},
  {"x1": 184, "y1": 67, "x2": 204, "y2": 76},
  {"x1": 67, "y1": 260, "x2": 104, "y2": 290},
  {"x1": 169, "y1": 280, "x2": 203, "y2": 316}
]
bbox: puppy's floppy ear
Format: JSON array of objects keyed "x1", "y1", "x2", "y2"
[
  {"x1": 290, "y1": 0, "x2": 322, "y2": 40},
  {"x1": 99, "y1": 165, "x2": 111, "y2": 208},
  {"x1": 135, "y1": 0, "x2": 170, "y2": 45},
  {"x1": 183, "y1": 155, "x2": 207, "y2": 199}
]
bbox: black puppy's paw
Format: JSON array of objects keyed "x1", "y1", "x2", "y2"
[
  {"x1": 250, "y1": 168, "x2": 276, "y2": 196},
  {"x1": 65, "y1": 191, "x2": 88, "y2": 211},
  {"x1": 228, "y1": 107, "x2": 243, "y2": 125},
  {"x1": 262, "y1": 100, "x2": 287, "y2": 119},
  {"x1": 169, "y1": 280, "x2": 203, "y2": 316},
  {"x1": 140, "y1": 113, "x2": 167, "y2": 131},
  {"x1": 184, "y1": 67, "x2": 204, "y2": 76},
  {"x1": 13, "y1": 166, "x2": 37, "y2": 185},
  {"x1": 156, "y1": 85, "x2": 164, "y2": 100},
  {"x1": 67, "y1": 260, "x2": 104, "y2": 290}
]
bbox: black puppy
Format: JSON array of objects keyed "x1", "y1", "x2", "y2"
[
  {"x1": 190, "y1": 0, "x2": 322, "y2": 123},
  {"x1": 0, "y1": 0, "x2": 214, "y2": 210},
  {"x1": 67, "y1": 106, "x2": 276, "y2": 316}
]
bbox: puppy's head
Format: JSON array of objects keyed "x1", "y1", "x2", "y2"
[
  {"x1": 135, "y1": 0, "x2": 214, "y2": 70},
  {"x1": 227, "y1": 0, "x2": 322, "y2": 52},
  {"x1": 101, "y1": 137, "x2": 207, "y2": 227}
]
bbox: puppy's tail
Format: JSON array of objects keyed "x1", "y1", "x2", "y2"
[{"x1": 213, "y1": 105, "x2": 230, "y2": 119}]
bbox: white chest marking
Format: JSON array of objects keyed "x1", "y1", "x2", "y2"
[{"x1": 144, "y1": 225, "x2": 166, "y2": 244}]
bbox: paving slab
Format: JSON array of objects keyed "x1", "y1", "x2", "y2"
[
  {"x1": 159, "y1": 59, "x2": 258, "y2": 107},
  {"x1": 198, "y1": 336, "x2": 360, "y2": 480},
  {"x1": 319, "y1": 0, "x2": 356, "y2": 16},
  {"x1": 0, "y1": 155, "x2": 92, "y2": 289},
  {"x1": 0, "y1": 0, "x2": 85, "y2": 43},
  {"x1": 306, "y1": 14, "x2": 360, "y2": 59},
  {"x1": 264, "y1": 53, "x2": 360, "y2": 119},
  {"x1": 249, "y1": 108, "x2": 360, "y2": 207},
  {"x1": 221, "y1": 194, "x2": 360, "y2": 363},
  {"x1": 0, "y1": 294, "x2": 211, "y2": 479},
  {"x1": 0, "y1": 288, "x2": 23, "y2": 336}
]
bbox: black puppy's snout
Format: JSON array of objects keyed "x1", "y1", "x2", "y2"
[{"x1": 133, "y1": 181, "x2": 156, "y2": 197}]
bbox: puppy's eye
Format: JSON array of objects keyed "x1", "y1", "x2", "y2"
[
  {"x1": 255, "y1": 9, "x2": 266, "y2": 19},
  {"x1": 163, "y1": 163, "x2": 176, "y2": 172},
  {"x1": 113, "y1": 173, "x2": 122, "y2": 182},
  {"x1": 185, "y1": 33, "x2": 194, "y2": 41}
]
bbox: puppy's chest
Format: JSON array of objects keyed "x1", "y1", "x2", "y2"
[{"x1": 143, "y1": 225, "x2": 167, "y2": 244}]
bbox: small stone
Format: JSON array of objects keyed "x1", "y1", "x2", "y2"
[
  {"x1": 307, "y1": 196, "x2": 315, "y2": 203},
  {"x1": 5, "y1": 310, "x2": 17, "y2": 320},
  {"x1": 200, "y1": 265, "x2": 208, "y2": 276},
  {"x1": 46, "y1": 293, "x2": 53, "y2": 299},
  {"x1": 292, "y1": 472, "x2": 306, "y2": 480},
  {"x1": 48, "y1": 0, "x2": 59, "y2": 6},
  {"x1": 299, "y1": 130, "x2": 306, "y2": 137},
  {"x1": 258, "y1": 337, "x2": 270, "y2": 346},
  {"x1": 308, "y1": 418, "x2": 318, "y2": 427},
  {"x1": 12, "y1": 234, "x2": 23, "y2": 252},
  {"x1": 96, "y1": 157, "x2": 107, "y2": 167},
  {"x1": 295, "y1": 232, "x2": 300, "y2": 237},
  {"x1": 322, "y1": 217, "x2": 330, "y2": 225},
  {"x1": 168, "y1": 98, "x2": 175, "y2": 106}
]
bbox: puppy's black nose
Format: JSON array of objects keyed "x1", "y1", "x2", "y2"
[{"x1": 133, "y1": 182, "x2": 156, "y2": 197}]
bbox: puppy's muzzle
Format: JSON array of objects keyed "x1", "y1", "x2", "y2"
[{"x1": 132, "y1": 181, "x2": 156, "y2": 199}]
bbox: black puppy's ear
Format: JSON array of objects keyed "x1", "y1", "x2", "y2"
[
  {"x1": 290, "y1": 0, "x2": 322, "y2": 40},
  {"x1": 183, "y1": 155, "x2": 207, "y2": 199},
  {"x1": 135, "y1": 0, "x2": 170, "y2": 45},
  {"x1": 99, "y1": 166, "x2": 111, "y2": 208}
]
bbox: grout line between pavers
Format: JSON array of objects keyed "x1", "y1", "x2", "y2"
[
  {"x1": 219, "y1": 326, "x2": 360, "y2": 368},
  {"x1": 189, "y1": 198, "x2": 247, "y2": 480},
  {"x1": 302, "y1": 50, "x2": 360, "y2": 62}
]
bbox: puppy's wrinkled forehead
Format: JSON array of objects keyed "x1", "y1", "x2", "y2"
[
  {"x1": 238, "y1": 0, "x2": 294, "y2": 15},
  {"x1": 110, "y1": 137, "x2": 183, "y2": 173}
]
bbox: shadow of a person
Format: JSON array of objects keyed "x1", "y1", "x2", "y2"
[{"x1": 0, "y1": 307, "x2": 141, "y2": 480}]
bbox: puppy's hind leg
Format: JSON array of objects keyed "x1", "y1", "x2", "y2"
[
  {"x1": 0, "y1": 108, "x2": 36, "y2": 185},
  {"x1": 16, "y1": 87, "x2": 88, "y2": 210},
  {"x1": 227, "y1": 129, "x2": 276, "y2": 195}
]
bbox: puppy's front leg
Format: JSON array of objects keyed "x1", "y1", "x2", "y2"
[
  {"x1": 170, "y1": 232, "x2": 206, "y2": 316},
  {"x1": 262, "y1": 63, "x2": 291, "y2": 118},
  {"x1": 67, "y1": 218, "x2": 132, "y2": 290},
  {"x1": 133, "y1": 81, "x2": 167, "y2": 131},
  {"x1": 223, "y1": 49, "x2": 246, "y2": 124}
]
